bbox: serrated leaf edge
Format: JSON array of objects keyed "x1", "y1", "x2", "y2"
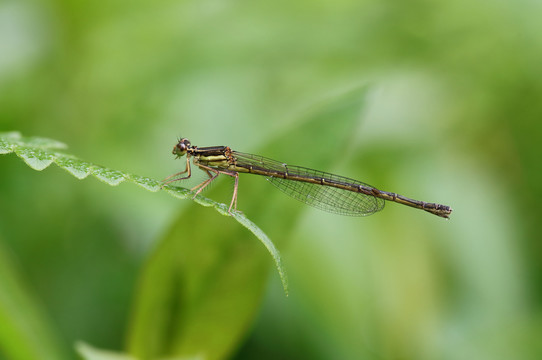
[{"x1": 0, "y1": 133, "x2": 288, "y2": 294}]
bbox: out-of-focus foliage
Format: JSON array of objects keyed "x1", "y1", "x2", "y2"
[{"x1": 0, "y1": 0, "x2": 541, "y2": 359}]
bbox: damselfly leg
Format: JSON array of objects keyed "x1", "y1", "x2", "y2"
[{"x1": 162, "y1": 156, "x2": 240, "y2": 213}]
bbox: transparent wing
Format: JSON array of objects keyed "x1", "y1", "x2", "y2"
[{"x1": 233, "y1": 151, "x2": 385, "y2": 216}]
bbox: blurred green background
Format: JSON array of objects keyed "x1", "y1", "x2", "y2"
[{"x1": 1, "y1": 0, "x2": 541, "y2": 359}]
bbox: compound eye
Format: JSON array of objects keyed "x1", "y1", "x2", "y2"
[{"x1": 172, "y1": 138, "x2": 191, "y2": 157}]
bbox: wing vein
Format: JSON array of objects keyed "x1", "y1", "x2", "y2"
[{"x1": 233, "y1": 151, "x2": 385, "y2": 216}]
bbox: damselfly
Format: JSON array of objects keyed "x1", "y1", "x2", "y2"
[{"x1": 163, "y1": 138, "x2": 452, "y2": 219}]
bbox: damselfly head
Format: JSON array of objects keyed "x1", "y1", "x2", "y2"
[{"x1": 172, "y1": 138, "x2": 191, "y2": 157}]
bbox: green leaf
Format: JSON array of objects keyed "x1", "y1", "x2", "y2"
[
  {"x1": 127, "y1": 207, "x2": 275, "y2": 360},
  {"x1": 76, "y1": 342, "x2": 138, "y2": 360},
  {"x1": 126, "y1": 87, "x2": 368, "y2": 360},
  {"x1": 0, "y1": 131, "x2": 287, "y2": 294}
]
